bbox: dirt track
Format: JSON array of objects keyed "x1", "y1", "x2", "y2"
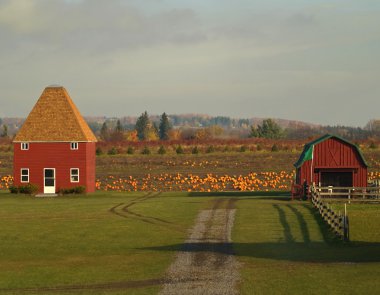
[{"x1": 160, "y1": 198, "x2": 240, "y2": 295}]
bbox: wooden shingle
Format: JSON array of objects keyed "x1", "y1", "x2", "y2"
[{"x1": 13, "y1": 86, "x2": 97, "y2": 142}]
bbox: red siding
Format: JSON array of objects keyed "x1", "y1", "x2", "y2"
[
  {"x1": 85, "y1": 142, "x2": 96, "y2": 193},
  {"x1": 13, "y1": 142, "x2": 96, "y2": 193},
  {"x1": 297, "y1": 138, "x2": 367, "y2": 187}
]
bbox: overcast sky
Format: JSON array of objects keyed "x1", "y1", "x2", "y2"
[{"x1": 0, "y1": 0, "x2": 379, "y2": 126}]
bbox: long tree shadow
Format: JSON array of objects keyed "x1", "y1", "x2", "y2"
[
  {"x1": 139, "y1": 201, "x2": 380, "y2": 263},
  {"x1": 139, "y1": 241, "x2": 380, "y2": 263},
  {"x1": 287, "y1": 204, "x2": 311, "y2": 243},
  {"x1": 189, "y1": 191, "x2": 291, "y2": 200},
  {"x1": 273, "y1": 204, "x2": 295, "y2": 243}
]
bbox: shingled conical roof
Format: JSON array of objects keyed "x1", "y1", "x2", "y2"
[{"x1": 13, "y1": 86, "x2": 97, "y2": 142}]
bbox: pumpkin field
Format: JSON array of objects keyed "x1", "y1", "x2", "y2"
[{"x1": 0, "y1": 141, "x2": 380, "y2": 192}]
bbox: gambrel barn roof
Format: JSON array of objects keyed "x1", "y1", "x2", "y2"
[
  {"x1": 13, "y1": 86, "x2": 97, "y2": 142},
  {"x1": 294, "y1": 134, "x2": 368, "y2": 168}
]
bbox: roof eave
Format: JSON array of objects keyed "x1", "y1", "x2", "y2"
[{"x1": 13, "y1": 140, "x2": 97, "y2": 143}]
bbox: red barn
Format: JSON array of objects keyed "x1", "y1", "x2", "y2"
[
  {"x1": 294, "y1": 134, "x2": 368, "y2": 188},
  {"x1": 13, "y1": 86, "x2": 97, "y2": 194}
]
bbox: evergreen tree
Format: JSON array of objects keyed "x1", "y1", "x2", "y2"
[
  {"x1": 141, "y1": 146, "x2": 151, "y2": 155},
  {"x1": 176, "y1": 145, "x2": 184, "y2": 154},
  {"x1": 135, "y1": 111, "x2": 150, "y2": 141},
  {"x1": 100, "y1": 122, "x2": 109, "y2": 141},
  {"x1": 159, "y1": 112, "x2": 171, "y2": 140},
  {"x1": 259, "y1": 119, "x2": 282, "y2": 139},
  {"x1": 250, "y1": 119, "x2": 283, "y2": 139},
  {"x1": 271, "y1": 144, "x2": 279, "y2": 152},
  {"x1": 158, "y1": 145, "x2": 166, "y2": 155},
  {"x1": 111, "y1": 119, "x2": 124, "y2": 141},
  {"x1": 249, "y1": 125, "x2": 259, "y2": 138},
  {"x1": 192, "y1": 146, "x2": 199, "y2": 154},
  {"x1": 115, "y1": 120, "x2": 123, "y2": 132},
  {"x1": 1, "y1": 124, "x2": 8, "y2": 138}
]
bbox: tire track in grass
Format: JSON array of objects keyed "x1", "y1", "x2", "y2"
[{"x1": 109, "y1": 192, "x2": 185, "y2": 232}]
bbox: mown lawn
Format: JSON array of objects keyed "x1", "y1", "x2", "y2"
[
  {"x1": 1, "y1": 191, "x2": 380, "y2": 294},
  {"x1": 0, "y1": 191, "x2": 210, "y2": 295},
  {"x1": 233, "y1": 196, "x2": 380, "y2": 295}
]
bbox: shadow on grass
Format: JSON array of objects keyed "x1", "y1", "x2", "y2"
[
  {"x1": 286, "y1": 204, "x2": 311, "y2": 243},
  {"x1": 139, "y1": 241, "x2": 380, "y2": 263},
  {"x1": 273, "y1": 204, "x2": 295, "y2": 243},
  {"x1": 140, "y1": 200, "x2": 380, "y2": 263},
  {"x1": 301, "y1": 203, "x2": 340, "y2": 244},
  {"x1": 189, "y1": 191, "x2": 291, "y2": 200}
]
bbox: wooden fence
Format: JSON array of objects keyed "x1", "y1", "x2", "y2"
[
  {"x1": 311, "y1": 187, "x2": 349, "y2": 241},
  {"x1": 313, "y1": 186, "x2": 380, "y2": 205}
]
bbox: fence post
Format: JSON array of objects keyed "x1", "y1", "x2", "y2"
[
  {"x1": 343, "y1": 203, "x2": 350, "y2": 242},
  {"x1": 348, "y1": 188, "x2": 351, "y2": 204}
]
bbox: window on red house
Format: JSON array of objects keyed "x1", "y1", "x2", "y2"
[
  {"x1": 71, "y1": 168, "x2": 79, "y2": 182},
  {"x1": 21, "y1": 169, "x2": 29, "y2": 182}
]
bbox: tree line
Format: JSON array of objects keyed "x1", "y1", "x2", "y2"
[
  {"x1": 2, "y1": 115, "x2": 380, "y2": 142},
  {"x1": 94, "y1": 114, "x2": 380, "y2": 142},
  {"x1": 99, "y1": 112, "x2": 173, "y2": 142}
]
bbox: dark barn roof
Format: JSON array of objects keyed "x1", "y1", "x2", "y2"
[{"x1": 294, "y1": 134, "x2": 368, "y2": 168}]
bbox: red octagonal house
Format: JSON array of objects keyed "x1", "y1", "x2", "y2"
[{"x1": 13, "y1": 86, "x2": 97, "y2": 194}]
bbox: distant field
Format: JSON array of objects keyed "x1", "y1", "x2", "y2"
[{"x1": 0, "y1": 191, "x2": 379, "y2": 294}]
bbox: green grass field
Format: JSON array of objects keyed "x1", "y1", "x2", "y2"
[
  {"x1": 234, "y1": 196, "x2": 380, "y2": 294},
  {"x1": 0, "y1": 191, "x2": 211, "y2": 295},
  {"x1": 0, "y1": 191, "x2": 380, "y2": 294}
]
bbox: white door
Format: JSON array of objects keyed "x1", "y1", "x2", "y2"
[{"x1": 44, "y1": 168, "x2": 55, "y2": 194}]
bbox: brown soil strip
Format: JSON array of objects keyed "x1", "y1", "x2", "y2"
[{"x1": 160, "y1": 198, "x2": 240, "y2": 295}]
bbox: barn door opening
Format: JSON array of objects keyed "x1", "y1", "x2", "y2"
[
  {"x1": 320, "y1": 171, "x2": 353, "y2": 187},
  {"x1": 44, "y1": 168, "x2": 56, "y2": 194}
]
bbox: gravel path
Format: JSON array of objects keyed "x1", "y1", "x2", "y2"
[{"x1": 160, "y1": 199, "x2": 240, "y2": 295}]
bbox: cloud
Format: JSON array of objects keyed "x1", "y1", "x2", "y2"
[
  {"x1": 0, "y1": 0, "x2": 205, "y2": 56},
  {"x1": 0, "y1": 0, "x2": 379, "y2": 126}
]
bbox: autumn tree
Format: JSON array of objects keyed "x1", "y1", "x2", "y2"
[{"x1": 125, "y1": 130, "x2": 138, "y2": 142}]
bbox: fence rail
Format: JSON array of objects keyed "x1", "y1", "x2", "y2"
[
  {"x1": 315, "y1": 186, "x2": 380, "y2": 200},
  {"x1": 311, "y1": 186, "x2": 349, "y2": 241}
]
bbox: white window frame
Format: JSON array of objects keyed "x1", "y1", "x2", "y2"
[
  {"x1": 70, "y1": 168, "x2": 79, "y2": 183},
  {"x1": 21, "y1": 142, "x2": 29, "y2": 150},
  {"x1": 21, "y1": 168, "x2": 29, "y2": 183},
  {"x1": 70, "y1": 142, "x2": 79, "y2": 150}
]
